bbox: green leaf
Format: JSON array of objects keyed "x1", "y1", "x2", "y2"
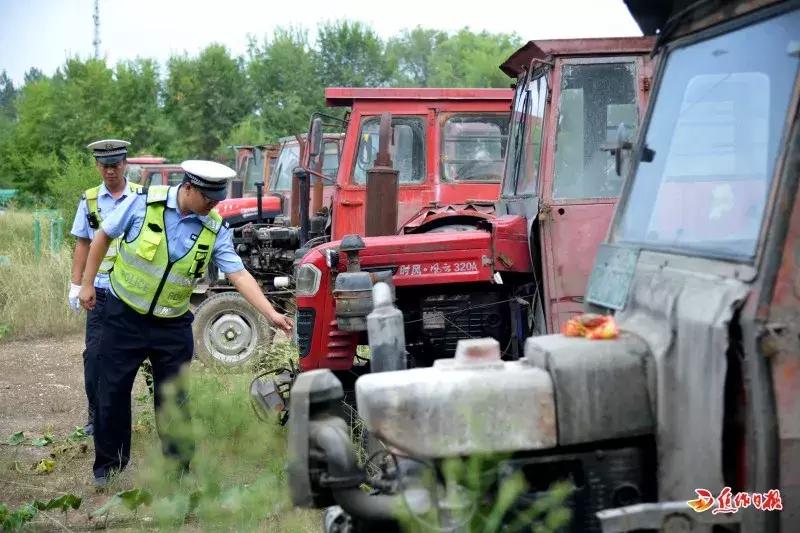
[
  {"x1": 91, "y1": 488, "x2": 153, "y2": 518},
  {"x1": 33, "y1": 493, "x2": 82, "y2": 512},
  {"x1": 31, "y1": 433, "x2": 54, "y2": 447},
  {"x1": 34, "y1": 458, "x2": 56, "y2": 474},
  {"x1": 118, "y1": 488, "x2": 153, "y2": 510},
  {"x1": 67, "y1": 426, "x2": 87, "y2": 441},
  {"x1": 6, "y1": 431, "x2": 24, "y2": 445}
]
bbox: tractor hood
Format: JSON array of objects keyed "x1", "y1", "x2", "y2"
[{"x1": 215, "y1": 195, "x2": 284, "y2": 222}]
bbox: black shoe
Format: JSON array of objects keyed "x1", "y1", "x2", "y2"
[{"x1": 83, "y1": 423, "x2": 94, "y2": 436}]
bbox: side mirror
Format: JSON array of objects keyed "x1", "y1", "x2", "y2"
[{"x1": 309, "y1": 118, "x2": 323, "y2": 159}]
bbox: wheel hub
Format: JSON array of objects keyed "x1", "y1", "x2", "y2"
[{"x1": 207, "y1": 313, "x2": 253, "y2": 361}]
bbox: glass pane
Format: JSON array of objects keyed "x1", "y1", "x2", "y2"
[
  {"x1": 552, "y1": 62, "x2": 637, "y2": 199},
  {"x1": 244, "y1": 149, "x2": 264, "y2": 191},
  {"x1": 271, "y1": 143, "x2": 300, "y2": 191},
  {"x1": 126, "y1": 164, "x2": 143, "y2": 184},
  {"x1": 322, "y1": 140, "x2": 340, "y2": 179},
  {"x1": 167, "y1": 172, "x2": 184, "y2": 186},
  {"x1": 353, "y1": 116, "x2": 425, "y2": 185},
  {"x1": 146, "y1": 171, "x2": 162, "y2": 186},
  {"x1": 615, "y1": 8, "x2": 799, "y2": 261},
  {"x1": 503, "y1": 74, "x2": 548, "y2": 196},
  {"x1": 441, "y1": 113, "x2": 509, "y2": 182}
]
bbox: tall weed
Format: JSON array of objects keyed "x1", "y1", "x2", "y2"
[{"x1": 0, "y1": 210, "x2": 81, "y2": 340}]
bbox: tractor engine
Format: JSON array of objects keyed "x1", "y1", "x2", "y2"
[{"x1": 232, "y1": 219, "x2": 300, "y2": 280}]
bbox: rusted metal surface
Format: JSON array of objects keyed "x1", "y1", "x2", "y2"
[
  {"x1": 325, "y1": 87, "x2": 512, "y2": 107},
  {"x1": 365, "y1": 113, "x2": 399, "y2": 237},
  {"x1": 499, "y1": 37, "x2": 655, "y2": 77}
]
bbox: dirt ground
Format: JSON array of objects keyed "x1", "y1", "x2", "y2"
[{"x1": 0, "y1": 334, "x2": 162, "y2": 530}]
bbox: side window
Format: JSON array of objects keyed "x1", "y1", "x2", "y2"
[
  {"x1": 442, "y1": 114, "x2": 509, "y2": 182},
  {"x1": 552, "y1": 62, "x2": 637, "y2": 199},
  {"x1": 167, "y1": 172, "x2": 184, "y2": 186},
  {"x1": 322, "y1": 140, "x2": 340, "y2": 179},
  {"x1": 352, "y1": 116, "x2": 426, "y2": 185},
  {"x1": 272, "y1": 144, "x2": 300, "y2": 191},
  {"x1": 502, "y1": 74, "x2": 548, "y2": 197},
  {"x1": 146, "y1": 171, "x2": 163, "y2": 186}
]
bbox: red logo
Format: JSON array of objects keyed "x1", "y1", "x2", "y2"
[{"x1": 687, "y1": 488, "x2": 783, "y2": 514}]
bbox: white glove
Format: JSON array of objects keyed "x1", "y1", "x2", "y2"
[{"x1": 68, "y1": 283, "x2": 82, "y2": 312}]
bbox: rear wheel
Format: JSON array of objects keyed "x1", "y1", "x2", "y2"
[{"x1": 193, "y1": 292, "x2": 274, "y2": 371}]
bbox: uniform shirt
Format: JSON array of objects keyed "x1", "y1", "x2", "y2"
[
  {"x1": 70, "y1": 179, "x2": 136, "y2": 290},
  {"x1": 101, "y1": 184, "x2": 244, "y2": 300}
]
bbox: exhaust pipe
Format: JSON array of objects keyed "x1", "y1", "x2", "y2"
[{"x1": 365, "y1": 113, "x2": 398, "y2": 237}]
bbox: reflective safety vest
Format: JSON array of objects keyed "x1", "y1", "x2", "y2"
[
  {"x1": 110, "y1": 186, "x2": 223, "y2": 318},
  {"x1": 84, "y1": 181, "x2": 142, "y2": 274}
]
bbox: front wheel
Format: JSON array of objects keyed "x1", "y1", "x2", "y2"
[{"x1": 193, "y1": 292, "x2": 274, "y2": 371}]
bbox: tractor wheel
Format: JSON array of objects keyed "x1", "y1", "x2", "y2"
[{"x1": 193, "y1": 292, "x2": 274, "y2": 371}]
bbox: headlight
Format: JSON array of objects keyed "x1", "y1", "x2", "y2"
[{"x1": 295, "y1": 264, "x2": 322, "y2": 296}]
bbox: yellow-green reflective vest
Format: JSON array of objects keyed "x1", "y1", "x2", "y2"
[
  {"x1": 84, "y1": 181, "x2": 142, "y2": 274},
  {"x1": 110, "y1": 186, "x2": 222, "y2": 318}
]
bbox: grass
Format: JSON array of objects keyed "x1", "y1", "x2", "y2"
[
  {"x1": 0, "y1": 209, "x2": 83, "y2": 341},
  {"x1": 0, "y1": 364, "x2": 320, "y2": 531}
]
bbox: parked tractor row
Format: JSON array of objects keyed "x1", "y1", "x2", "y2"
[{"x1": 248, "y1": 0, "x2": 800, "y2": 531}]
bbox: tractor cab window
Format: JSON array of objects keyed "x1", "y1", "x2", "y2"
[
  {"x1": 126, "y1": 165, "x2": 143, "y2": 184},
  {"x1": 614, "y1": 8, "x2": 799, "y2": 261},
  {"x1": 321, "y1": 140, "x2": 340, "y2": 180},
  {"x1": 503, "y1": 72, "x2": 547, "y2": 196},
  {"x1": 442, "y1": 113, "x2": 509, "y2": 182},
  {"x1": 552, "y1": 61, "x2": 638, "y2": 199},
  {"x1": 243, "y1": 149, "x2": 264, "y2": 193},
  {"x1": 166, "y1": 172, "x2": 184, "y2": 186},
  {"x1": 353, "y1": 116, "x2": 426, "y2": 185},
  {"x1": 144, "y1": 171, "x2": 162, "y2": 186},
  {"x1": 272, "y1": 143, "x2": 301, "y2": 192}
]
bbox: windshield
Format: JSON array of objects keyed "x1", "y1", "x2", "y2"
[
  {"x1": 552, "y1": 61, "x2": 638, "y2": 199},
  {"x1": 272, "y1": 143, "x2": 300, "y2": 191},
  {"x1": 243, "y1": 149, "x2": 264, "y2": 193},
  {"x1": 614, "y1": 8, "x2": 799, "y2": 261},
  {"x1": 353, "y1": 116, "x2": 426, "y2": 185},
  {"x1": 441, "y1": 113, "x2": 509, "y2": 182},
  {"x1": 502, "y1": 72, "x2": 547, "y2": 196}
]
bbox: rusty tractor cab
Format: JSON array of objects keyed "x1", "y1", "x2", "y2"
[
  {"x1": 218, "y1": 134, "x2": 344, "y2": 225},
  {"x1": 192, "y1": 90, "x2": 510, "y2": 369},
  {"x1": 277, "y1": 1, "x2": 800, "y2": 531},
  {"x1": 229, "y1": 143, "x2": 281, "y2": 200},
  {"x1": 293, "y1": 38, "x2": 653, "y2": 381}
]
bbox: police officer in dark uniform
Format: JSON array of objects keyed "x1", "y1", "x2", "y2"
[
  {"x1": 78, "y1": 160, "x2": 293, "y2": 487},
  {"x1": 68, "y1": 139, "x2": 140, "y2": 435}
]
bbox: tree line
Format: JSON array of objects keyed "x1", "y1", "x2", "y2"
[{"x1": 0, "y1": 22, "x2": 521, "y2": 199}]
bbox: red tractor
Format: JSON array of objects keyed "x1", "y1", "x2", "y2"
[
  {"x1": 193, "y1": 89, "x2": 512, "y2": 368},
  {"x1": 274, "y1": 2, "x2": 800, "y2": 531},
  {"x1": 293, "y1": 37, "x2": 654, "y2": 378},
  {"x1": 218, "y1": 134, "x2": 344, "y2": 225}
]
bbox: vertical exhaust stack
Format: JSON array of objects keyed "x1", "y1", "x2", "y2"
[{"x1": 365, "y1": 113, "x2": 398, "y2": 237}]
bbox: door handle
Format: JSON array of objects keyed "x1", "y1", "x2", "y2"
[{"x1": 340, "y1": 200, "x2": 363, "y2": 207}]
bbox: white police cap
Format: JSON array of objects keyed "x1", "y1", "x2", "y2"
[
  {"x1": 181, "y1": 160, "x2": 236, "y2": 201},
  {"x1": 86, "y1": 139, "x2": 130, "y2": 164}
]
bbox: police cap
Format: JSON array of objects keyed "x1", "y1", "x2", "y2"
[
  {"x1": 181, "y1": 160, "x2": 235, "y2": 202},
  {"x1": 86, "y1": 139, "x2": 130, "y2": 164}
]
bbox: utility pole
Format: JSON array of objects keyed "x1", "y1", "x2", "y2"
[{"x1": 92, "y1": 0, "x2": 101, "y2": 59}]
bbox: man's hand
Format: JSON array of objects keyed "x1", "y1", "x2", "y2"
[
  {"x1": 267, "y1": 311, "x2": 294, "y2": 334},
  {"x1": 79, "y1": 284, "x2": 96, "y2": 311},
  {"x1": 68, "y1": 283, "x2": 82, "y2": 313}
]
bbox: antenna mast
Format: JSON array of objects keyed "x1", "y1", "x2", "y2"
[{"x1": 92, "y1": 0, "x2": 101, "y2": 59}]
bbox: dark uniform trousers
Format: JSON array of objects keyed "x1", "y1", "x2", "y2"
[
  {"x1": 93, "y1": 294, "x2": 194, "y2": 479},
  {"x1": 83, "y1": 287, "x2": 107, "y2": 426}
]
